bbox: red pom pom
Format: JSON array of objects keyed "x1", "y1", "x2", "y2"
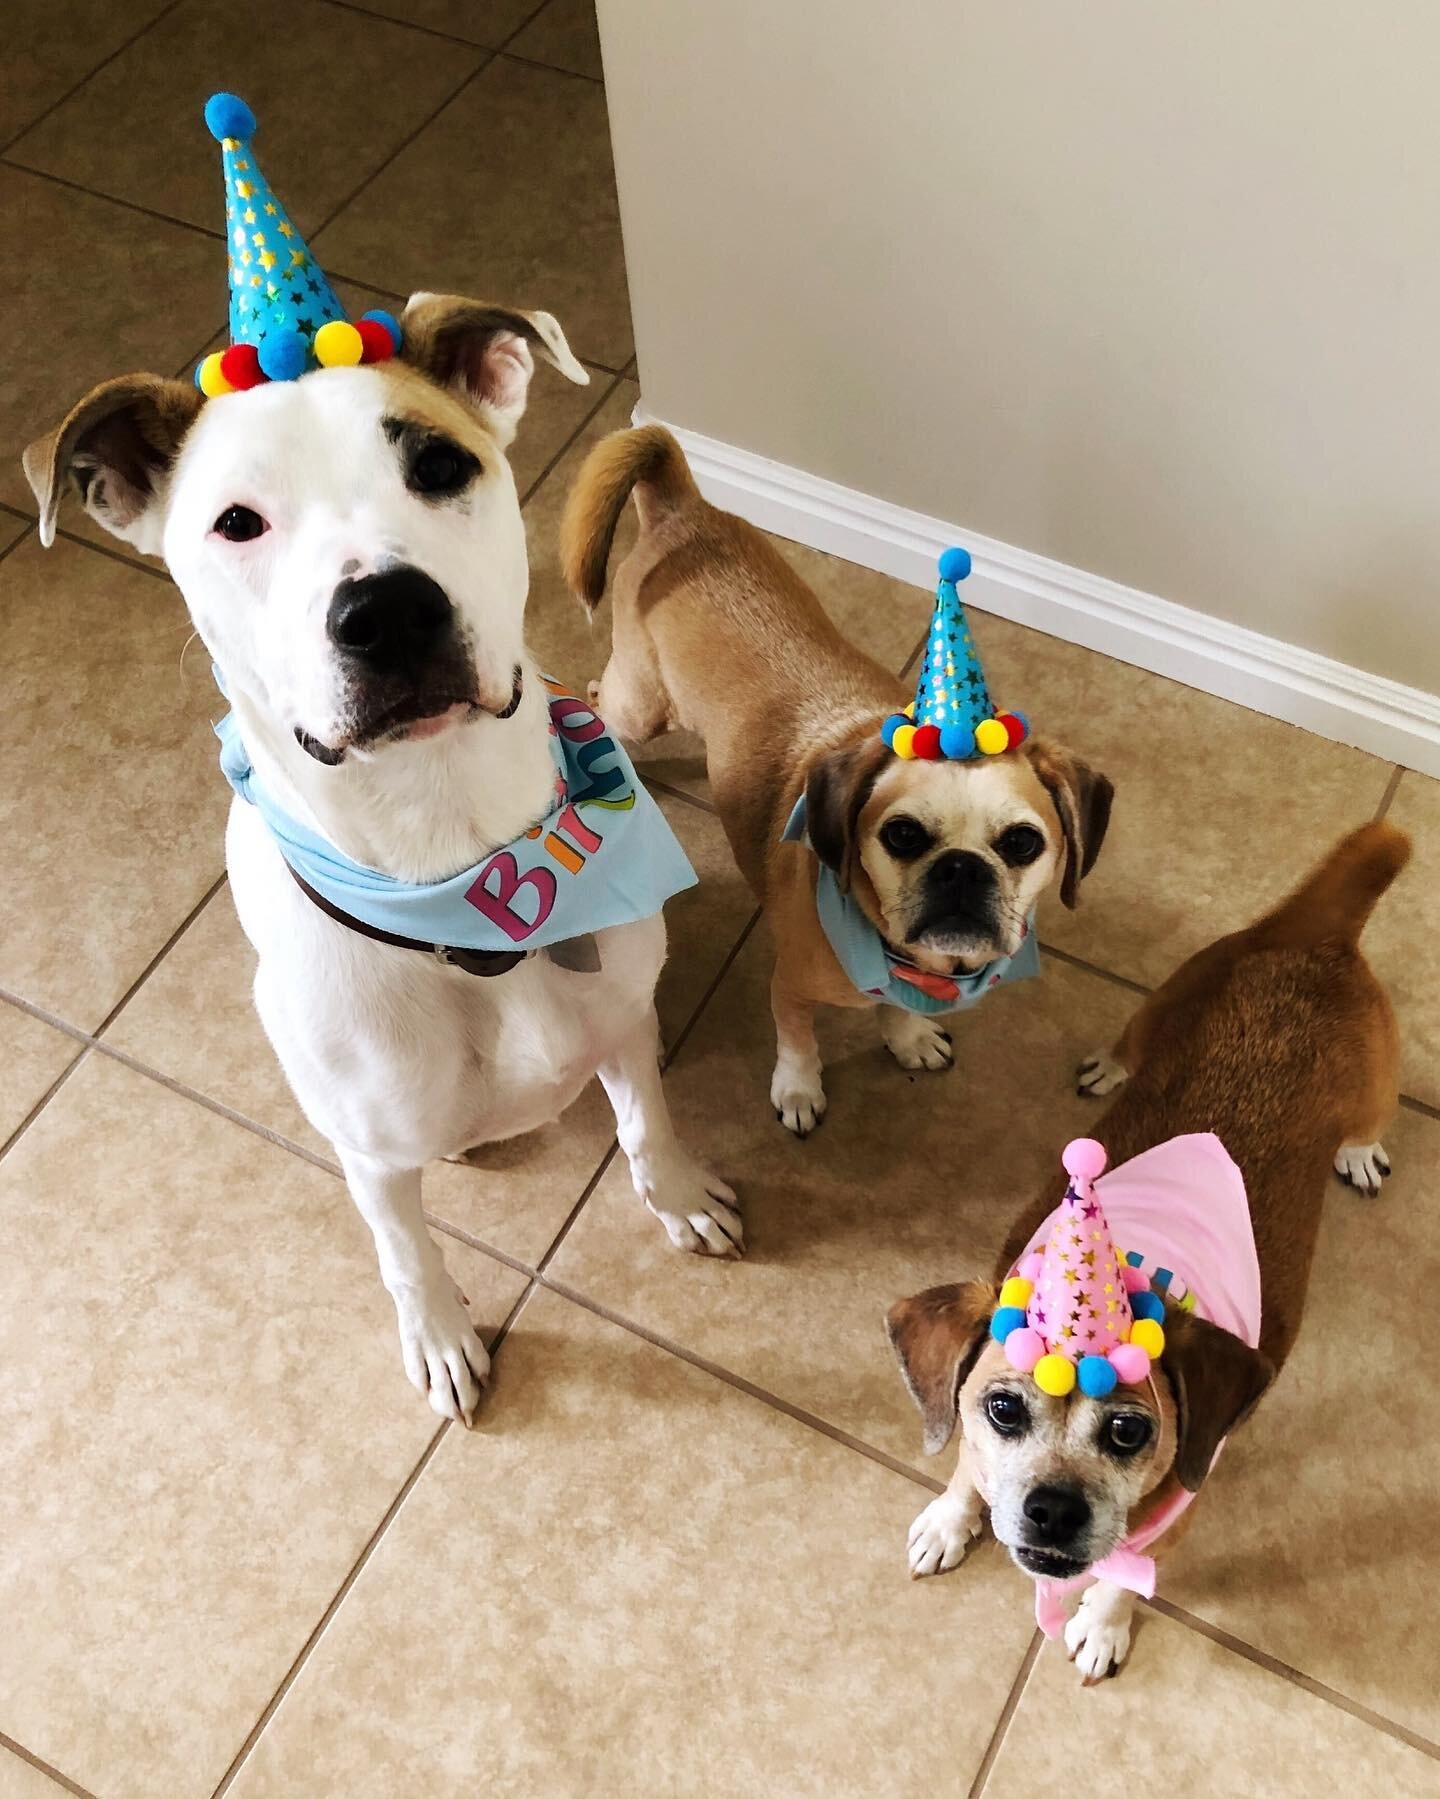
[
  {"x1": 912, "y1": 723, "x2": 943, "y2": 760},
  {"x1": 998, "y1": 711, "x2": 1026, "y2": 749},
  {"x1": 219, "y1": 343, "x2": 265, "y2": 390},
  {"x1": 355, "y1": 318, "x2": 396, "y2": 364}
]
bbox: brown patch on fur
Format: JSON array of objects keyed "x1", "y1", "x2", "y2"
[
  {"x1": 23, "y1": 373, "x2": 203, "y2": 545},
  {"x1": 1161, "y1": 1307, "x2": 1274, "y2": 1491},
  {"x1": 400, "y1": 293, "x2": 587, "y2": 406},
  {"x1": 886, "y1": 1281, "x2": 998, "y2": 1454},
  {"x1": 803, "y1": 730, "x2": 893, "y2": 893},
  {"x1": 1025, "y1": 736, "x2": 1114, "y2": 908}
]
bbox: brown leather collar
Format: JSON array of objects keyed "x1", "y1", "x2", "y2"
[{"x1": 287, "y1": 865, "x2": 526, "y2": 977}]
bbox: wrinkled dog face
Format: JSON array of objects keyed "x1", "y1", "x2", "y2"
[
  {"x1": 164, "y1": 364, "x2": 527, "y2": 764},
  {"x1": 959, "y1": 1341, "x2": 1175, "y2": 1578},
  {"x1": 856, "y1": 755, "x2": 1063, "y2": 972}
]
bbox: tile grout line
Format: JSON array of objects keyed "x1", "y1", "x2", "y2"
[
  {"x1": 643, "y1": 774, "x2": 717, "y2": 815},
  {"x1": 209, "y1": 1276, "x2": 542, "y2": 1798},
  {"x1": 0, "y1": 0, "x2": 185, "y2": 156},
  {"x1": 519, "y1": 367, "x2": 631, "y2": 509},
  {"x1": 1037, "y1": 939, "x2": 1153, "y2": 998},
  {"x1": 0, "y1": 1731, "x2": 97, "y2": 1799},
  {"x1": 965, "y1": 1630, "x2": 1043, "y2": 1798},
  {"x1": 532, "y1": 1142, "x2": 620, "y2": 1274},
  {"x1": 92, "y1": 871, "x2": 230, "y2": 1038},
  {"x1": 0, "y1": 1040, "x2": 93, "y2": 1165},
  {"x1": 1145, "y1": 1596, "x2": 1440, "y2": 1762},
  {"x1": 0, "y1": 520, "x2": 36, "y2": 568},
  {"x1": 660, "y1": 907, "x2": 763, "y2": 1070},
  {"x1": 1374, "y1": 763, "x2": 1405, "y2": 820},
  {"x1": 318, "y1": 0, "x2": 606, "y2": 83}
]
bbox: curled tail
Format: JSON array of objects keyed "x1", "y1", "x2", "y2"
[
  {"x1": 560, "y1": 424, "x2": 700, "y2": 610},
  {"x1": 1252, "y1": 821, "x2": 1411, "y2": 950}
]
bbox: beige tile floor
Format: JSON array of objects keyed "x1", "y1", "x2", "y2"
[{"x1": 1, "y1": 5, "x2": 1437, "y2": 1794}]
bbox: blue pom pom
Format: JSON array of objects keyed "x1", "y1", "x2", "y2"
[
  {"x1": 1009, "y1": 710, "x2": 1029, "y2": 738},
  {"x1": 989, "y1": 1306, "x2": 1026, "y2": 1344},
  {"x1": 880, "y1": 712, "x2": 909, "y2": 749},
  {"x1": 1130, "y1": 1290, "x2": 1166, "y2": 1323},
  {"x1": 361, "y1": 308, "x2": 403, "y2": 352},
  {"x1": 939, "y1": 724, "x2": 976, "y2": 760},
  {"x1": 938, "y1": 546, "x2": 972, "y2": 583},
  {"x1": 193, "y1": 361, "x2": 205, "y2": 388},
  {"x1": 258, "y1": 330, "x2": 309, "y2": 382},
  {"x1": 205, "y1": 93, "x2": 256, "y2": 143},
  {"x1": 1078, "y1": 1355, "x2": 1118, "y2": 1398}
]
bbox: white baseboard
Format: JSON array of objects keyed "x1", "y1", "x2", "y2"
[{"x1": 632, "y1": 403, "x2": 1440, "y2": 779}]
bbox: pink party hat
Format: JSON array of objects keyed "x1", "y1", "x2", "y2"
[{"x1": 989, "y1": 1140, "x2": 1167, "y2": 1397}]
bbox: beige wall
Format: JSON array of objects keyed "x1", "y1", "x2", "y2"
[{"x1": 596, "y1": 1, "x2": 1439, "y2": 695}]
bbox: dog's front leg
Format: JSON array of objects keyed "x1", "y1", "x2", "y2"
[
  {"x1": 337, "y1": 1148, "x2": 490, "y2": 1425},
  {"x1": 769, "y1": 969, "x2": 827, "y2": 1136},
  {"x1": 907, "y1": 1439, "x2": 986, "y2": 1577},
  {"x1": 1064, "y1": 1580, "x2": 1136, "y2": 1683},
  {"x1": 596, "y1": 1009, "x2": 743, "y2": 1257}
]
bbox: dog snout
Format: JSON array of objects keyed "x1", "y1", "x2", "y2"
[
  {"x1": 327, "y1": 566, "x2": 454, "y2": 668},
  {"x1": 1022, "y1": 1483, "x2": 1091, "y2": 1548},
  {"x1": 926, "y1": 849, "x2": 996, "y2": 901}
]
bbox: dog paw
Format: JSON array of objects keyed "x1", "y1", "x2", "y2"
[
  {"x1": 770, "y1": 1056, "x2": 827, "y2": 1137},
  {"x1": 1334, "y1": 1141, "x2": 1391, "y2": 1197},
  {"x1": 1077, "y1": 1051, "x2": 1128, "y2": 1097},
  {"x1": 1064, "y1": 1583, "x2": 1135, "y2": 1684},
  {"x1": 882, "y1": 1013, "x2": 955, "y2": 1073},
  {"x1": 392, "y1": 1279, "x2": 490, "y2": 1427},
  {"x1": 906, "y1": 1492, "x2": 982, "y2": 1578},
  {"x1": 642, "y1": 1157, "x2": 744, "y2": 1257}
]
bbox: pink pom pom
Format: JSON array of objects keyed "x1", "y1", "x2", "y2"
[
  {"x1": 1110, "y1": 1343, "x2": 1151, "y2": 1385},
  {"x1": 1020, "y1": 1252, "x2": 1045, "y2": 1283},
  {"x1": 1005, "y1": 1326, "x2": 1045, "y2": 1373},
  {"x1": 1121, "y1": 1265, "x2": 1149, "y2": 1293},
  {"x1": 1062, "y1": 1138, "x2": 1108, "y2": 1184}
]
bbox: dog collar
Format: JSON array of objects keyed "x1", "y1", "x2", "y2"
[{"x1": 780, "y1": 793, "x2": 1040, "y2": 1014}]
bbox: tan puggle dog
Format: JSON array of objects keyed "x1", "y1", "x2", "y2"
[
  {"x1": 561, "y1": 427, "x2": 1113, "y2": 1133},
  {"x1": 888, "y1": 823, "x2": 1408, "y2": 1682}
]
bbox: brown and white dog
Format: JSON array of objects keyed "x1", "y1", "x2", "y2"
[
  {"x1": 886, "y1": 822, "x2": 1409, "y2": 1681},
  {"x1": 561, "y1": 426, "x2": 1113, "y2": 1133}
]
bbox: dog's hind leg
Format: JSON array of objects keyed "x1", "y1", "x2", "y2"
[
  {"x1": 597, "y1": 1009, "x2": 744, "y2": 1255},
  {"x1": 589, "y1": 572, "x2": 674, "y2": 744},
  {"x1": 336, "y1": 1147, "x2": 490, "y2": 1424}
]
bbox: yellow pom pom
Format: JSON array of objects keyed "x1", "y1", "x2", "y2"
[
  {"x1": 1033, "y1": 1353, "x2": 1076, "y2": 1397},
  {"x1": 1129, "y1": 1317, "x2": 1165, "y2": 1357},
  {"x1": 314, "y1": 320, "x2": 364, "y2": 367},
  {"x1": 975, "y1": 717, "x2": 1010, "y2": 756},
  {"x1": 892, "y1": 724, "x2": 918, "y2": 759},
  {"x1": 999, "y1": 1276, "x2": 1033, "y2": 1310},
  {"x1": 904, "y1": 702, "x2": 916, "y2": 718},
  {"x1": 198, "y1": 352, "x2": 235, "y2": 397}
]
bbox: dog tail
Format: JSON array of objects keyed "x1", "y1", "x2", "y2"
[
  {"x1": 560, "y1": 425, "x2": 700, "y2": 610},
  {"x1": 1252, "y1": 821, "x2": 1411, "y2": 950}
]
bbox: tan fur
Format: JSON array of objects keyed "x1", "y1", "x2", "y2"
[
  {"x1": 561, "y1": 427, "x2": 1113, "y2": 1123},
  {"x1": 890, "y1": 822, "x2": 1410, "y2": 1625}
]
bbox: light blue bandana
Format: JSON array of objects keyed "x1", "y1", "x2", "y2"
[
  {"x1": 217, "y1": 677, "x2": 696, "y2": 954},
  {"x1": 781, "y1": 794, "x2": 1040, "y2": 1015}
]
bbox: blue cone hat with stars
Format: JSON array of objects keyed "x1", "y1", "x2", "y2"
[
  {"x1": 880, "y1": 548, "x2": 1030, "y2": 760},
  {"x1": 194, "y1": 92, "x2": 403, "y2": 395}
]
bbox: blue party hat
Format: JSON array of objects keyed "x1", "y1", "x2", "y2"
[
  {"x1": 194, "y1": 93, "x2": 404, "y2": 394},
  {"x1": 880, "y1": 548, "x2": 1030, "y2": 760}
]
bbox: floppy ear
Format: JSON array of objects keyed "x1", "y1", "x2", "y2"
[
  {"x1": 1025, "y1": 736, "x2": 1114, "y2": 909},
  {"x1": 886, "y1": 1281, "x2": 997, "y2": 1455},
  {"x1": 400, "y1": 292, "x2": 589, "y2": 446},
  {"x1": 804, "y1": 732, "x2": 892, "y2": 893},
  {"x1": 1162, "y1": 1309, "x2": 1274, "y2": 1492},
  {"x1": 23, "y1": 374, "x2": 203, "y2": 552}
]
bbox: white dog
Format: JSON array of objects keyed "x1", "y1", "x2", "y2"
[{"x1": 25, "y1": 293, "x2": 743, "y2": 1425}]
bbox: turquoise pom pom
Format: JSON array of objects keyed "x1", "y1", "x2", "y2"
[
  {"x1": 1131, "y1": 1290, "x2": 1165, "y2": 1323},
  {"x1": 258, "y1": 331, "x2": 309, "y2": 382},
  {"x1": 939, "y1": 724, "x2": 975, "y2": 759},
  {"x1": 989, "y1": 1305, "x2": 1026, "y2": 1343},
  {"x1": 880, "y1": 712, "x2": 909, "y2": 749},
  {"x1": 1078, "y1": 1355, "x2": 1118, "y2": 1398},
  {"x1": 938, "y1": 546, "x2": 972, "y2": 583},
  {"x1": 361, "y1": 308, "x2": 403, "y2": 352},
  {"x1": 205, "y1": 93, "x2": 256, "y2": 142},
  {"x1": 1009, "y1": 710, "x2": 1029, "y2": 738}
]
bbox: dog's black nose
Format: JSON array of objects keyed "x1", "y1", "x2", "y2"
[
  {"x1": 327, "y1": 567, "x2": 453, "y2": 666},
  {"x1": 1022, "y1": 1484, "x2": 1091, "y2": 1546},
  {"x1": 927, "y1": 849, "x2": 996, "y2": 896}
]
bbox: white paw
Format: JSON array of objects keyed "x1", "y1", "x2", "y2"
[
  {"x1": 1077, "y1": 1050, "x2": 1128, "y2": 1097},
  {"x1": 883, "y1": 1014, "x2": 955, "y2": 1073},
  {"x1": 1334, "y1": 1141, "x2": 1391, "y2": 1197},
  {"x1": 641, "y1": 1155, "x2": 744, "y2": 1257},
  {"x1": 906, "y1": 1492, "x2": 982, "y2": 1578},
  {"x1": 770, "y1": 1056, "x2": 827, "y2": 1137},
  {"x1": 1064, "y1": 1584, "x2": 1134, "y2": 1684},
  {"x1": 392, "y1": 1279, "x2": 490, "y2": 1426}
]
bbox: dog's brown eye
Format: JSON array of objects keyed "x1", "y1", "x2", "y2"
[
  {"x1": 986, "y1": 1391, "x2": 1028, "y2": 1435},
  {"x1": 880, "y1": 816, "x2": 932, "y2": 859},
  {"x1": 213, "y1": 505, "x2": 267, "y2": 542},
  {"x1": 995, "y1": 824, "x2": 1045, "y2": 867},
  {"x1": 1105, "y1": 1413, "x2": 1153, "y2": 1456},
  {"x1": 410, "y1": 439, "x2": 478, "y2": 497}
]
